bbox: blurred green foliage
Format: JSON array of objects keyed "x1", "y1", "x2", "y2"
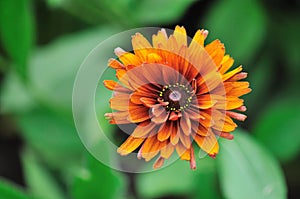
[{"x1": 0, "y1": 0, "x2": 299, "y2": 199}]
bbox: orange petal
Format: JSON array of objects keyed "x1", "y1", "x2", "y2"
[
  {"x1": 105, "y1": 111, "x2": 130, "y2": 124},
  {"x1": 103, "y1": 80, "x2": 131, "y2": 93},
  {"x1": 197, "y1": 94, "x2": 217, "y2": 109},
  {"x1": 191, "y1": 121, "x2": 209, "y2": 136},
  {"x1": 170, "y1": 122, "x2": 179, "y2": 145},
  {"x1": 213, "y1": 115, "x2": 237, "y2": 132},
  {"x1": 152, "y1": 28, "x2": 168, "y2": 49},
  {"x1": 219, "y1": 55, "x2": 234, "y2": 74},
  {"x1": 199, "y1": 111, "x2": 213, "y2": 127},
  {"x1": 194, "y1": 134, "x2": 219, "y2": 156},
  {"x1": 128, "y1": 104, "x2": 150, "y2": 123},
  {"x1": 103, "y1": 80, "x2": 117, "y2": 90},
  {"x1": 219, "y1": 132, "x2": 234, "y2": 140},
  {"x1": 175, "y1": 142, "x2": 190, "y2": 160},
  {"x1": 169, "y1": 111, "x2": 181, "y2": 121},
  {"x1": 110, "y1": 93, "x2": 130, "y2": 111},
  {"x1": 114, "y1": 47, "x2": 142, "y2": 67},
  {"x1": 222, "y1": 65, "x2": 243, "y2": 81},
  {"x1": 179, "y1": 131, "x2": 191, "y2": 148},
  {"x1": 167, "y1": 35, "x2": 179, "y2": 53},
  {"x1": 151, "y1": 104, "x2": 165, "y2": 117},
  {"x1": 132, "y1": 33, "x2": 152, "y2": 61},
  {"x1": 205, "y1": 39, "x2": 225, "y2": 66},
  {"x1": 157, "y1": 121, "x2": 171, "y2": 141},
  {"x1": 146, "y1": 53, "x2": 162, "y2": 63},
  {"x1": 117, "y1": 136, "x2": 145, "y2": 155},
  {"x1": 227, "y1": 72, "x2": 248, "y2": 81},
  {"x1": 190, "y1": 145, "x2": 196, "y2": 169},
  {"x1": 198, "y1": 71, "x2": 223, "y2": 94},
  {"x1": 173, "y1": 25, "x2": 187, "y2": 47},
  {"x1": 226, "y1": 111, "x2": 247, "y2": 121},
  {"x1": 236, "y1": 105, "x2": 247, "y2": 112},
  {"x1": 179, "y1": 115, "x2": 191, "y2": 136},
  {"x1": 108, "y1": 58, "x2": 124, "y2": 69},
  {"x1": 140, "y1": 97, "x2": 157, "y2": 107},
  {"x1": 160, "y1": 143, "x2": 174, "y2": 159},
  {"x1": 131, "y1": 121, "x2": 156, "y2": 138},
  {"x1": 151, "y1": 108, "x2": 169, "y2": 124},
  {"x1": 141, "y1": 135, "x2": 167, "y2": 161},
  {"x1": 189, "y1": 29, "x2": 208, "y2": 49},
  {"x1": 153, "y1": 156, "x2": 165, "y2": 169},
  {"x1": 226, "y1": 97, "x2": 244, "y2": 110}
]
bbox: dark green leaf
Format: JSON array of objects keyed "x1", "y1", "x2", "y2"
[
  {"x1": 0, "y1": 0, "x2": 35, "y2": 79},
  {"x1": 21, "y1": 149, "x2": 65, "y2": 199},
  {"x1": 71, "y1": 153, "x2": 126, "y2": 199},
  {"x1": 203, "y1": 0, "x2": 267, "y2": 64},
  {"x1": 253, "y1": 98, "x2": 300, "y2": 162},
  {"x1": 0, "y1": 178, "x2": 33, "y2": 199},
  {"x1": 218, "y1": 130, "x2": 287, "y2": 199}
]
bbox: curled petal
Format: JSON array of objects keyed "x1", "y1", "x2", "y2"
[{"x1": 153, "y1": 156, "x2": 165, "y2": 169}]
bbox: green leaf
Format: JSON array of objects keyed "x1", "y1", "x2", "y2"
[
  {"x1": 21, "y1": 149, "x2": 66, "y2": 199},
  {"x1": 274, "y1": 14, "x2": 300, "y2": 78},
  {"x1": 17, "y1": 108, "x2": 84, "y2": 169},
  {"x1": 253, "y1": 98, "x2": 300, "y2": 162},
  {"x1": 218, "y1": 130, "x2": 287, "y2": 199},
  {"x1": 136, "y1": 156, "x2": 216, "y2": 199},
  {"x1": 133, "y1": 0, "x2": 195, "y2": 25},
  {"x1": 71, "y1": 153, "x2": 126, "y2": 199},
  {"x1": 0, "y1": 178, "x2": 34, "y2": 199},
  {"x1": 0, "y1": 71, "x2": 35, "y2": 114},
  {"x1": 203, "y1": 0, "x2": 267, "y2": 64},
  {"x1": 29, "y1": 27, "x2": 119, "y2": 111},
  {"x1": 0, "y1": 0, "x2": 35, "y2": 79},
  {"x1": 61, "y1": 0, "x2": 194, "y2": 27},
  {"x1": 243, "y1": 53, "x2": 272, "y2": 116}
]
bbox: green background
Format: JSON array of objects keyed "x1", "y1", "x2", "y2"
[{"x1": 0, "y1": 0, "x2": 299, "y2": 198}]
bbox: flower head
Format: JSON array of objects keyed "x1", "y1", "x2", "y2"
[{"x1": 103, "y1": 26, "x2": 251, "y2": 169}]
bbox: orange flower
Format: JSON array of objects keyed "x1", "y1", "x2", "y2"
[{"x1": 103, "y1": 26, "x2": 251, "y2": 169}]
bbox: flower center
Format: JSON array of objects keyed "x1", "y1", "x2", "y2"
[
  {"x1": 169, "y1": 90, "x2": 181, "y2": 101},
  {"x1": 158, "y1": 83, "x2": 193, "y2": 111}
]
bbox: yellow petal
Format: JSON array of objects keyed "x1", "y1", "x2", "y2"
[
  {"x1": 173, "y1": 25, "x2": 187, "y2": 47},
  {"x1": 132, "y1": 33, "x2": 152, "y2": 61},
  {"x1": 110, "y1": 93, "x2": 130, "y2": 111},
  {"x1": 205, "y1": 39, "x2": 225, "y2": 66},
  {"x1": 189, "y1": 29, "x2": 208, "y2": 48},
  {"x1": 131, "y1": 121, "x2": 156, "y2": 138},
  {"x1": 160, "y1": 143, "x2": 174, "y2": 159},
  {"x1": 222, "y1": 65, "x2": 243, "y2": 81},
  {"x1": 219, "y1": 55, "x2": 234, "y2": 74},
  {"x1": 194, "y1": 133, "x2": 219, "y2": 156},
  {"x1": 152, "y1": 28, "x2": 168, "y2": 49},
  {"x1": 108, "y1": 58, "x2": 124, "y2": 69},
  {"x1": 114, "y1": 47, "x2": 142, "y2": 67},
  {"x1": 117, "y1": 136, "x2": 145, "y2": 155}
]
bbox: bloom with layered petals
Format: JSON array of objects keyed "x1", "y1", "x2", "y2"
[{"x1": 103, "y1": 26, "x2": 251, "y2": 169}]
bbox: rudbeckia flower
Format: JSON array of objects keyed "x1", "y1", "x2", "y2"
[{"x1": 103, "y1": 26, "x2": 251, "y2": 169}]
